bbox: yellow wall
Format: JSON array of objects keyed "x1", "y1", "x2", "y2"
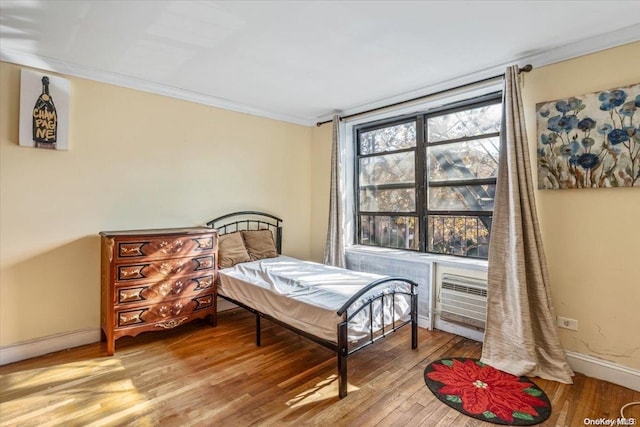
[
  {"x1": 0, "y1": 61, "x2": 311, "y2": 346},
  {"x1": 310, "y1": 42, "x2": 640, "y2": 371},
  {"x1": 522, "y1": 41, "x2": 640, "y2": 370}
]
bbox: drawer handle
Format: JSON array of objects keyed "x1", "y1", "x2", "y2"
[
  {"x1": 195, "y1": 276, "x2": 213, "y2": 289},
  {"x1": 119, "y1": 310, "x2": 144, "y2": 326},
  {"x1": 196, "y1": 257, "x2": 213, "y2": 270},
  {"x1": 195, "y1": 238, "x2": 213, "y2": 249},
  {"x1": 120, "y1": 244, "x2": 144, "y2": 256},
  {"x1": 120, "y1": 265, "x2": 145, "y2": 279},
  {"x1": 119, "y1": 288, "x2": 144, "y2": 303},
  {"x1": 155, "y1": 317, "x2": 187, "y2": 329}
]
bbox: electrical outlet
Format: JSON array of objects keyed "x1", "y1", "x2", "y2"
[{"x1": 557, "y1": 316, "x2": 578, "y2": 331}]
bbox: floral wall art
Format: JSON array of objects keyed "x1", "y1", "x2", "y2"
[{"x1": 536, "y1": 83, "x2": 639, "y2": 189}]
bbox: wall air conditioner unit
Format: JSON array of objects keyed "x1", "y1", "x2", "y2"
[{"x1": 439, "y1": 273, "x2": 488, "y2": 330}]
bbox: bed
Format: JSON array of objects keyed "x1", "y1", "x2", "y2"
[{"x1": 207, "y1": 211, "x2": 418, "y2": 398}]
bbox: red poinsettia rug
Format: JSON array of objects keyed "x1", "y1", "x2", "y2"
[{"x1": 424, "y1": 358, "x2": 551, "y2": 425}]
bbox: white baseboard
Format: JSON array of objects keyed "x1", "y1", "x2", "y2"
[
  {"x1": 566, "y1": 350, "x2": 640, "y2": 392},
  {"x1": 0, "y1": 328, "x2": 101, "y2": 366},
  {"x1": 417, "y1": 315, "x2": 431, "y2": 330}
]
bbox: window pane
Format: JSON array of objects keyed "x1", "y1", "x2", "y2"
[
  {"x1": 428, "y1": 184, "x2": 495, "y2": 211},
  {"x1": 427, "y1": 103, "x2": 501, "y2": 143},
  {"x1": 359, "y1": 152, "x2": 415, "y2": 186},
  {"x1": 427, "y1": 137, "x2": 499, "y2": 181},
  {"x1": 428, "y1": 215, "x2": 492, "y2": 257},
  {"x1": 361, "y1": 215, "x2": 419, "y2": 250},
  {"x1": 360, "y1": 188, "x2": 415, "y2": 212},
  {"x1": 360, "y1": 122, "x2": 416, "y2": 155}
]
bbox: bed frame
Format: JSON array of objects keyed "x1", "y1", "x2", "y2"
[{"x1": 207, "y1": 211, "x2": 418, "y2": 398}]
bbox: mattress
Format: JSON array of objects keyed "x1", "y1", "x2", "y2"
[{"x1": 218, "y1": 255, "x2": 412, "y2": 343}]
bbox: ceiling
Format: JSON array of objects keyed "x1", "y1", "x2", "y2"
[{"x1": 1, "y1": 1, "x2": 639, "y2": 125}]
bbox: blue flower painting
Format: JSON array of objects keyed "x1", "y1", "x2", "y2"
[{"x1": 536, "y1": 83, "x2": 640, "y2": 189}]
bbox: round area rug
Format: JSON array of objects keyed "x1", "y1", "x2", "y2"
[{"x1": 424, "y1": 358, "x2": 551, "y2": 425}]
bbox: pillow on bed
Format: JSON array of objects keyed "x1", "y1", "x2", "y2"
[
  {"x1": 242, "y1": 229, "x2": 278, "y2": 261},
  {"x1": 218, "y1": 232, "x2": 251, "y2": 268}
]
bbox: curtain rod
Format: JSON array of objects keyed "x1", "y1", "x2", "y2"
[{"x1": 315, "y1": 64, "x2": 533, "y2": 127}]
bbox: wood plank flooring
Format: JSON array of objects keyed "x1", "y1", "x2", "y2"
[{"x1": 1, "y1": 309, "x2": 638, "y2": 426}]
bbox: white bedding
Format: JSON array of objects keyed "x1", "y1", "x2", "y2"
[{"x1": 218, "y1": 255, "x2": 412, "y2": 343}]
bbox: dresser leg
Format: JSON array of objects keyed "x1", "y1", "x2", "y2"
[
  {"x1": 106, "y1": 336, "x2": 115, "y2": 356},
  {"x1": 100, "y1": 327, "x2": 115, "y2": 355}
]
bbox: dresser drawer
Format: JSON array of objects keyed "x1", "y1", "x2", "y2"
[
  {"x1": 115, "y1": 273, "x2": 214, "y2": 306},
  {"x1": 116, "y1": 234, "x2": 214, "y2": 261},
  {"x1": 115, "y1": 294, "x2": 214, "y2": 329},
  {"x1": 116, "y1": 255, "x2": 214, "y2": 281}
]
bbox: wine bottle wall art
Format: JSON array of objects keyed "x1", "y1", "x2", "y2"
[{"x1": 19, "y1": 69, "x2": 70, "y2": 150}]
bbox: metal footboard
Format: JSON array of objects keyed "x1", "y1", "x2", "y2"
[
  {"x1": 219, "y1": 275, "x2": 418, "y2": 399},
  {"x1": 336, "y1": 277, "x2": 418, "y2": 398}
]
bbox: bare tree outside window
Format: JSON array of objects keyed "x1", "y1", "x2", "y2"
[{"x1": 355, "y1": 96, "x2": 501, "y2": 258}]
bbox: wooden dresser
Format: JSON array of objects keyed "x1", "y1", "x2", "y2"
[{"x1": 100, "y1": 227, "x2": 217, "y2": 355}]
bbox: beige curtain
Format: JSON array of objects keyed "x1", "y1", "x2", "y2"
[
  {"x1": 480, "y1": 66, "x2": 574, "y2": 384},
  {"x1": 324, "y1": 115, "x2": 346, "y2": 267}
]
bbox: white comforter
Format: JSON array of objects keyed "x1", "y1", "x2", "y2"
[{"x1": 218, "y1": 256, "x2": 412, "y2": 343}]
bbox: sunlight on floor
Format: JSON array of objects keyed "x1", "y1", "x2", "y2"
[
  {"x1": 0, "y1": 357, "x2": 153, "y2": 426},
  {"x1": 285, "y1": 374, "x2": 360, "y2": 408},
  {"x1": 0, "y1": 358, "x2": 124, "y2": 392}
]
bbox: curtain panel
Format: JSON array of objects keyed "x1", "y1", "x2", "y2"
[
  {"x1": 324, "y1": 115, "x2": 346, "y2": 268},
  {"x1": 480, "y1": 66, "x2": 574, "y2": 384}
]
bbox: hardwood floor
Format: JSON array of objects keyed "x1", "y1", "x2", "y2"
[{"x1": 1, "y1": 309, "x2": 638, "y2": 426}]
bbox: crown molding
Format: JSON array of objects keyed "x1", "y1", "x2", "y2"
[
  {"x1": 0, "y1": 48, "x2": 313, "y2": 127},
  {"x1": 2, "y1": 23, "x2": 638, "y2": 128},
  {"x1": 315, "y1": 24, "x2": 640, "y2": 124}
]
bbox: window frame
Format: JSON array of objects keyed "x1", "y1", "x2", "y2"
[{"x1": 353, "y1": 91, "x2": 502, "y2": 259}]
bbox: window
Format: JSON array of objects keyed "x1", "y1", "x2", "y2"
[
  {"x1": 357, "y1": 119, "x2": 419, "y2": 250},
  {"x1": 355, "y1": 94, "x2": 501, "y2": 258}
]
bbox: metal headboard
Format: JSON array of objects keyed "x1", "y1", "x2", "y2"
[{"x1": 206, "y1": 211, "x2": 283, "y2": 254}]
